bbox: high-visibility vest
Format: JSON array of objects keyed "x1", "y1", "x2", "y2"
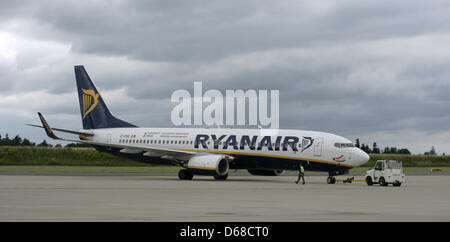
[{"x1": 300, "y1": 166, "x2": 304, "y2": 173}]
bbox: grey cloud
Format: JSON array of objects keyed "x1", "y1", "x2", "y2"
[
  {"x1": 24, "y1": 0, "x2": 449, "y2": 62},
  {"x1": 2, "y1": 0, "x2": 450, "y2": 153}
]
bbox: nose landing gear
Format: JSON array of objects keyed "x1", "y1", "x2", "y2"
[
  {"x1": 327, "y1": 176, "x2": 336, "y2": 184},
  {"x1": 327, "y1": 170, "x2": 347, "y2": 184}
]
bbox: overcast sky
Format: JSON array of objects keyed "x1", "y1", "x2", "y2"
[{"x1": 1, "y1": 0, "x2": 450, "y2": 154}]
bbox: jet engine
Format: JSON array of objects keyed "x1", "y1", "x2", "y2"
[
  {"x1": 248, "y1": 169, "x2": 285, "y2": 176},
  {"x1": 187, "y1": 154, "x2": 229, "y2": 176}
]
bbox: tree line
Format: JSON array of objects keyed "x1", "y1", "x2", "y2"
[
  {"x1": 0, "y1": 134, "x2": 90, "y2": 148},
  {"x1": 355, "y1": 138, "x2": 442, "y2": 155},
  {"x1": 356, "y1": 139, "x2": 411, "y2": 154}
]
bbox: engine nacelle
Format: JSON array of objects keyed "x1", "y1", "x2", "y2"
[
  {"x1": 187, "y1": 155, "x2": 229, "y2": 176},
  {"x1": 248, "y1": 169, "x2": 285, "y2": 176}
]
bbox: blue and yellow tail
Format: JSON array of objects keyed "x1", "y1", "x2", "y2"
[{"x1": 74, "y1": 65, "x2": 136, "y2": 129}]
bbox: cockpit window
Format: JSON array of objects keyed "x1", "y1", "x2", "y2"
[{"x1": 334, "y1": 143, "x2": 355, "y2": 148}]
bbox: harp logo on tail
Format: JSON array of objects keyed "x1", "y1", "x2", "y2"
[{"x1": 81, "y1": 89, "x2": 99, "y2": 119}]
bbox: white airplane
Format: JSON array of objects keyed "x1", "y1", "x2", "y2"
[{"x1": 29, "y1": 66, "x2": 369, "y2": 183}]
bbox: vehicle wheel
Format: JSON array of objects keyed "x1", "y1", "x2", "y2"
[
  {"x1": 366, "y1": 177, "x2": 373, "y2": 186},
  {"x1": 393, "y1": 182, "x2": 401, "y2": 187},
  {"x1": 379, "y1": 177, "x2": 388, "y2": 186},
  {"x1": 332, "y1": 177, "x2": 336, "y2": 184},
  {"x1": 178, "y1": 169, "x2": 193, "y2": 180},
  {"x1": 213, "y1": 173, "x2": 228, "y2": 180}
]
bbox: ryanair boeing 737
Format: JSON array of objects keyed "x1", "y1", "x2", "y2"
[{"x1": 29, "y1": 66, "x2": 369, "y2": 183}]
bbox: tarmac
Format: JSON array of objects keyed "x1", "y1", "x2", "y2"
[{"x1": 0, "y1": 173, "x2": 449, "y2": 221}]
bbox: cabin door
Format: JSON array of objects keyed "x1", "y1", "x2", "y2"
[{"x1": 314, "y1": 137, "x2": 323, "y2": 157}]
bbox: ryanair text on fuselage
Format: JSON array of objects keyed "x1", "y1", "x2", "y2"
[{"x1": 194, "y1": 134, "x2": 314, "y2": 152}]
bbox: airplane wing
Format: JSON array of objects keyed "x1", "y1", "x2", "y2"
[
  {"x1": 26, "y1": 124, "x2": 94, "y2": 137},
  {"x1": 29, "y1": 112, "x2": 226, "y2": 162},
  {"x1": 26, "y1": 113, "x2": 94, "y2": 137}
]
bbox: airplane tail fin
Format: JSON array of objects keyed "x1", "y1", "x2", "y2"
[{"x1": 74, "y1": 65, "x2": 137, "y2": 129}]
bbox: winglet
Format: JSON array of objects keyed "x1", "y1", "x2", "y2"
[{"x1": 37, "y1": 112, "x2": 61, "y2": 140}]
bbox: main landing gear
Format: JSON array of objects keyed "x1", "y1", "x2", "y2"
[
  {"x1": 178, "y1": 169, "x2": 194, "y2": 180},
  {"x1": 178, "y1": 169, "x2": 229, "y2": 181}
]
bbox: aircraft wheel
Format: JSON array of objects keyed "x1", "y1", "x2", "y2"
[
  {"x1": 213, "y1": 173, "x2": 228, "y2": 180},
  {"x1": 178, "y1": 169, "x2": 194, "y2": 180},
  {"x1": 327, "y1": 176, "x2": 336, "y2": 184}
]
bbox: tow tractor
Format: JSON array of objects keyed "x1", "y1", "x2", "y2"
[{"x1": 365, "y1": 160, "x2": 405, "y2": 187}]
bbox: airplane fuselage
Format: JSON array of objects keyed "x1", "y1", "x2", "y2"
[{"x1": 87, "y1": 127, "x2": 369, "y2": 173}]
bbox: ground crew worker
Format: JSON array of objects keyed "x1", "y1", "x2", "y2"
[{"x1": 296, "y1": 164, "x2": 305, "y2": 184}]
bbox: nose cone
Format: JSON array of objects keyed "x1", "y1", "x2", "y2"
[{"x1": 355, "y1": 148, "x2": 370, "y2": 166}]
